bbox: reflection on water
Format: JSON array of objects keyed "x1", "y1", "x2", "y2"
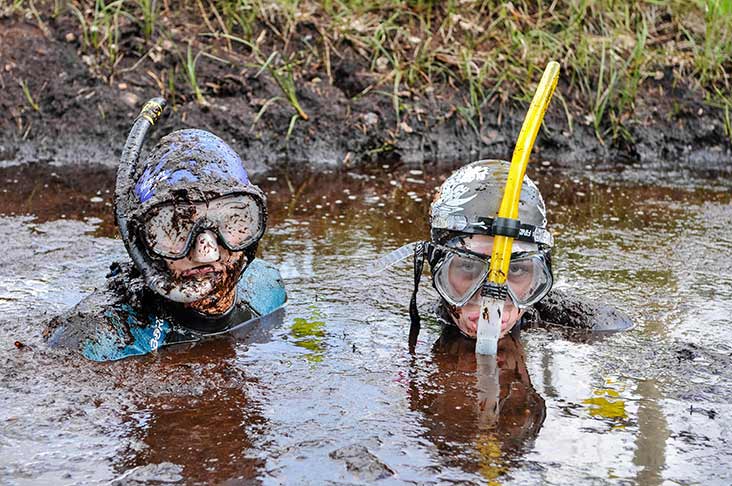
[
  {"x1": 408, "y1": 327, "x2": 545, "y2": 484},
  {"x1": 1, "y1": 162, "x2": 731, "y2": 485},
  {"x1": 582, "y1": 379, "x2": 628, "y2": 422},
  {"x1": 290, "y1": 310, "x2": 328, "y2": 364},
  {"x1": 114, "y1": 340, "x2": 266, "y2": 484},
  {"x1": 633, "y1": 379, "x2": 668, "y2": 486}
]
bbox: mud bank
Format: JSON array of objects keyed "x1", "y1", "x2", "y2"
[{"x1": 1, "y1": 17, "x2": 730, "y2": 174}]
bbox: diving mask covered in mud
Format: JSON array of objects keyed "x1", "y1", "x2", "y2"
[{"x1": 142, "y1": 193, "x2": 265, "y2": 259}]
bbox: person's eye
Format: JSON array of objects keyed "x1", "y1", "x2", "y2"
[
  {"x1": 460, "y1": 262, "x2": 484, "y2": 279},
  {"x1": 457, "y1": 260, "x2": 473, "y2": 270},
  {"x1": 509, "y1": 262, "x2": 530, "y2": 276},
  {"x1": 455, "y1": 257, "x2": 475, "y2": 269}
]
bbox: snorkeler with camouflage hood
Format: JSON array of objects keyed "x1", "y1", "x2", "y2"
[
  {"x1": 44, "y1": 99, "x2": 286, "y2": 361},
  {"x1": 373, "y1": 159, "x2": 633, "y2": 349},
  {"x1": 425, "y1": 159, "x2": 554, "y2": 341}
]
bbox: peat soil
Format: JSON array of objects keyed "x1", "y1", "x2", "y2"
[{"x1": 1, "y1": 16, "x2": 731, "y2": 175}]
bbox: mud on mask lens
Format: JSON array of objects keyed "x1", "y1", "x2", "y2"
[
  {"x1": 143, "y1": 204, "x2": 197, "y2": 257},
  {"x1": 142, "y1": 194, "x2": 263, "y2": 258},
  {"x1": 207, "y1": 195, "x2": 262, "y2": 249}
]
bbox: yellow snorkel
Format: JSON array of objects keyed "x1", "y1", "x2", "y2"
[{"x1": 475, "y1": 61, "x2": 560, "y2": 355}]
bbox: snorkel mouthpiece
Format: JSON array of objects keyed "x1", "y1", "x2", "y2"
[
  {"x1": 476, "y1": 283, "x2": 506, "y2": 355},
  {"x1": 475, "y1": 61, "x2": 560, "y2": 356}
]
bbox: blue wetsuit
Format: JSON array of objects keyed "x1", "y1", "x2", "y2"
[{"x1": 44, "y1": 259, "x2": 286, "y2": 362}]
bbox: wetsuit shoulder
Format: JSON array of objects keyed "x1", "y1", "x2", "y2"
[
  {"x1": 44, "y1": 284, "x2": 122, "y2": 351},
  {"x1": 237, "y1": 258, "x2": 287, "y2": 316},
  {"x1": 45, "y1": 260, "x2": 286, "y2": 362},
  {"x1": 530, "y1": 288, "x2": 634, "y2": 332},
  {"x1": 44, "y1": 264, "x2": 190, "y2": 362}
]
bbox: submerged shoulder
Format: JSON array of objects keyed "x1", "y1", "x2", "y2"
[
  {"x1": 43, "y1": 281, "x2": 135, "y2": 351},
  {"x1": 43, "y1": 264, "x2": 166, "y2": 361},
  {"x1": 529, "y1": 288, "x2": 634, "y2": 332},
  {"x1": 238, "y1": 259, "x2": 287, "y2": 316}
]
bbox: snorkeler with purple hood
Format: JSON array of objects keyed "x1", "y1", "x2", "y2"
[{"x1": 45, "y1": 99, "x2": 286, "y2": 361}]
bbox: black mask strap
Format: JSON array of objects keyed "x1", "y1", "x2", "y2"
[{"x1": 408, "y1": 241, "x2": 426, "y2": 352}]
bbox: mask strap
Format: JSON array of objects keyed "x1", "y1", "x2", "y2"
[
  {"x1": 231, "y1": 241, "x2": 259, "y2": 285},
  {"x1": 408, "y1": 241, "x2": 425, "y2": 353}
]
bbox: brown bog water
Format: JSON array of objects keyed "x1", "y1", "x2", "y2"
[{"x1": 1, "y1": 161, "x2": 731, "y2": 485}]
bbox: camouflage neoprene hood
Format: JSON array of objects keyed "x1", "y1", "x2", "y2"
[{"x1": 429, "y1": 159, "x2": 553, "y2": 248}]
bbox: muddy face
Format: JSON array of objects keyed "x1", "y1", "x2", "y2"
[
  {"x1": 115, "y1": 129, "x2": 267, "y2": 310},
  {"x1": 163, "y1": 231, "x2": 247, "y2": 315}
]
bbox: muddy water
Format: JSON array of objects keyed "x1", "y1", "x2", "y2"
[{"x1": 1, "y1": 162, "x2": 731, "y2": 485}]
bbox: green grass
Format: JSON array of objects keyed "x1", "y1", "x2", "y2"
[
  {"x1": 268, "y1": 52, "x2": 309, "y2": 121},
  {"x1": 712, "y1": 86, "x2": 732, "y2": 144},
  {"x1": 184, "y1": 44, "x2": 206, "y2": 106},
  {"x1": 20, "y1": 80, "x2": 40, "y2": 112},
  {"x1": 19, "y1": 0, "x2": 732, "y2": 144},
  {"x1": 134, "y1": 0, "x2": 158, "y2": 41},
  {"x1": 67, "y1": 0, "x2": 126, "y2": 75}
]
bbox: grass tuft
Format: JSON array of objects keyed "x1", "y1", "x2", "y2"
[
  {"x1": 184, "y1": 44, "x2": 206, "y2": 106},
  {"x1": 20, "y1": 80, "x2": 40, "y2": 112}
]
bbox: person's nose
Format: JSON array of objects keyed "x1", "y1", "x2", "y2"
[{"x1": 191, "y1": 230, "x2": 220, "y2": 263}]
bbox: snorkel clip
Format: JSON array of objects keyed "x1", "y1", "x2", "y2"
[
  {"x1": 481, "y1": 281, "x2": 508, "y2": 300},
  {"x1": 138, "y1": 98, "x2": 166, "y2": 125},
  {"x1": 491, "y1": 217, "x2": 521, "y2": 239}
]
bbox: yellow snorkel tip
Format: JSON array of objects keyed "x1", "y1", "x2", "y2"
[{"x1": 475, "y1": 61, "x2": 560, "y2": 355}]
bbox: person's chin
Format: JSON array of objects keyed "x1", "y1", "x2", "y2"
[
  {"x1": 164, "y1": 278, "x2": 217, "y2": 304},
  {"x1": 190, "y1": 272, "x2": 222, "y2": 285}
]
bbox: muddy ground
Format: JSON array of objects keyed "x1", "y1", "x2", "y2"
[{"x1": 1, "y1": 16, "x2": 730, "y2": 175}]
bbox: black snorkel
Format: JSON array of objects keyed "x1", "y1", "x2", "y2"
[{"x1": 114, "y1": 97, "x2": 168, "y2": 296}]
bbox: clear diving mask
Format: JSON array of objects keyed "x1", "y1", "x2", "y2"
[
  {"x1": 429, "y1": 243, "x2": 552, "y2": 309},
  {"x1": 369, "y1": 239, "x2": 553, "y2": 310}
]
